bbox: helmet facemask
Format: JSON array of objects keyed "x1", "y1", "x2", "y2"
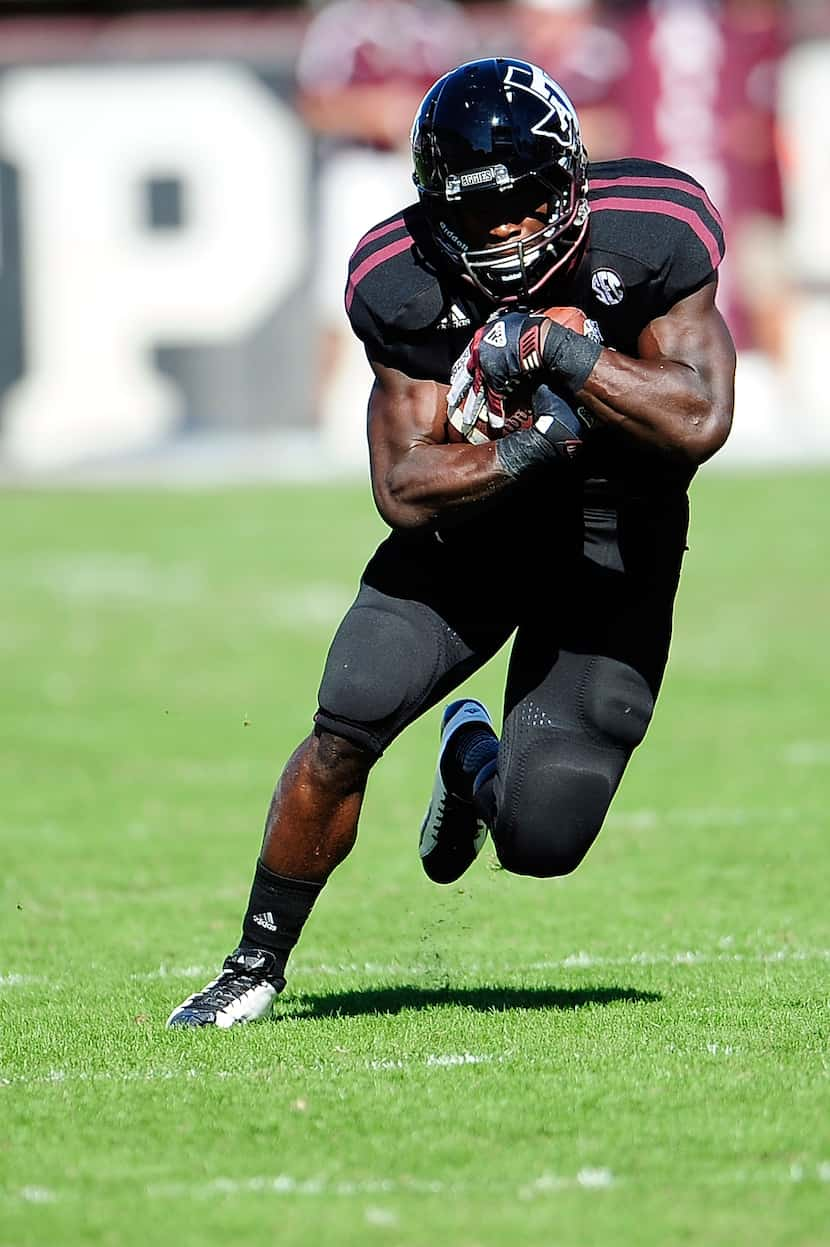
[{"x1": 427, "y1": 160, "x2": 589, "y2": 303}]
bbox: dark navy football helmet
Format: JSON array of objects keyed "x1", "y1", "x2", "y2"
[{"x1": 411, "y1": 57, "x2": 589, "y2": 303}]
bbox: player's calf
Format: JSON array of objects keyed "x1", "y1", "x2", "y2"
[{"x1": 167, "y1": 730, "x2": 375, "y2": 1028}]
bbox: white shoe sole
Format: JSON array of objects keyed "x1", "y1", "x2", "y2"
[{"x1": 166, "y1": 977, "x2": 279, "y2": 1029}]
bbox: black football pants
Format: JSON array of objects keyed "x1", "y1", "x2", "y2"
[{"x1": 315, "y1": 490, "x2": 689, "y2": 878}]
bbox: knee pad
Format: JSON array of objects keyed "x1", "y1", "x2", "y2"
[
  {"x1": 493, "y1": 757, "x2": 613, "y2": 878},
  {"x1": 491, "y1": 656, "x2": 654, "y2": 878},
  {"x1": 316, "y1": 603, "x2": 437, "y2": 753},
  {"x1": 579, "y1": 656, "x2": 654, "y2": 750}
]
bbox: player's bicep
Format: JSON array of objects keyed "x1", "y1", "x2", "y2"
[
  {"x1": 367, "y1": 361, "x2": 448, "y2": 460},
  {"x1": 638, "y1": 280, "x2": 736, "y2": 431},
  {"x1": 366, "y1": 361, "x2": 449, "y2": 504}
]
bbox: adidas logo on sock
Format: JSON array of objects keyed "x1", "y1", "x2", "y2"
[{"x1": 253, "y1": 911, "x2": 277, "y2": 932}]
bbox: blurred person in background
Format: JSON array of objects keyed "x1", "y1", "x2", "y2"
[
  {"x1": 296, "y1": 0, "x2": 473, "y2": 468},
  {"x1": 608, "y1": 0, "x2": 784, "y2": 352},
  {"x1": 510, "y1": 0, "x2": 630, "y2": 159},
  {"x1": 606, "y1": 0, "x2": 788, "y2": 457},
  {"x1": 167, "y1": 56, "x2": 735, "y2": 1030}
]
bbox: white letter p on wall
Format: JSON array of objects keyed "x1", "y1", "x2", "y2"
[{"x1": 0, "y1": 63, "x2": 308, "y2": 469}]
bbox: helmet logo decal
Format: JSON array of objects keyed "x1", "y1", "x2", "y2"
[
  {"x1": 446, "y1": 164, "x2": 511, "y2": 201},
  {"x1": 502, "y1": 62, "x2": 578, "y2": 149},
  {"x1": 591, "y1": 269, "x2": 625, "y2": 306}
]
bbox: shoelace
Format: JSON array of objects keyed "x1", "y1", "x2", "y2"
[{"x1": 191, "y1": 971, "x2": 264, "y2": 1009}]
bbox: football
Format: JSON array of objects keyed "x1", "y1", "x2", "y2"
[{"x1": 446, "y1": 306, "x2": 602, "y2": 444}]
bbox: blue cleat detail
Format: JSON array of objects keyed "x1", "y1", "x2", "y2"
[{"x1": 419, "y1": 699, "x2": 496, "y2": 884}]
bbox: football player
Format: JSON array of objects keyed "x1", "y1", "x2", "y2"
[{"x1": 167, "y1": 57, "x2": 734, "y2": 1028}]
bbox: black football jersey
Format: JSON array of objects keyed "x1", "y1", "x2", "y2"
[{"x1": 345, "y1": 157, "x2": 725, "y2": 498}]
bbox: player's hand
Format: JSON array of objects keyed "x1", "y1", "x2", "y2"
[
  {"x1": 467, "y1": 312, "x2": 548, "y2": 411},
  {"x1": 495, "y1": 383, "x2": 594, "y2": 478},
  {"x1": 531, "y1": 383, "x2": 594, "y2": 456},
  {"x1": 469, "y1": 309, "x2": 604, "y2": 402}
]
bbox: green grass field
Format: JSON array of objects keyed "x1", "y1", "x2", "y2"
[{"x1": 1, "y1": 472, "x2": 829, "y2": 1247}]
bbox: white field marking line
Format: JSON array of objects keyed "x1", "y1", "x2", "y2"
[
  {"x1": 0, "y1": 974, "x2": 39, "y2": 988},
  {"x1": 425, "y1": 1052, "x2": 490, "y2": 1067},
  {"x1": 607, "y1": 805, "x2": 805, "y2": 831},
  {"x1": 145, "y1": 1175, "x2": 448, "y2": 1201},
  {"x1": 27, "y1": 555, "x2": 206, "y2": 604},
  {"x1": 781, "y1": 741, "x2": 830, "y2": 765},
  {"x1": 365, "y1": 1207, "x2": 399, "y2": 1227},
  {"x1": 528, "y1": 948, "x2": 830, "y2": 971},
  {"x1": 263, "y1": 585, "x2": 354, "y2": 628},
  {"x1": 10, "y1": 1164, "x2": 830, "y2": 1207},
  {"x1": 146, "y1": 1170, "x2": 615, "y2": 1202},
  {"x1": 518, "y1": 1168, "x2": 615, "y2": 1199},
  {"x1": 0, "y1": 1067, "x2": 249, "y2": 1089},
  {"x1": 792, "y1": 1163, "x2": 830, "y2": 1183},
  {"x1": 131, "y1": 946, "x2": 830, "y2": 983},
  {"x1": 17, "y1": 1186, "x2": 57, "y2": 1204},
  {"x1": 25, "y1": 554, "x2": 352, "y2": 625},
  {"x1": 6, "y1": 945, "x2": 829, "y2": 993},
  {"x1": 369, "y1": 1053, "x2": 496, "y2": 1071},
  {"x1": 2, "y1": 1054, "x2": 502, "y2": 1088}
]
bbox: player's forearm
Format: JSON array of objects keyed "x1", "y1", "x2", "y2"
[
  {"x1": 376, "y1": 441, "x2": 519, "y2": 530},
  {"x1": 575, "y1": 349, "x2": 730, "y2": 464}
]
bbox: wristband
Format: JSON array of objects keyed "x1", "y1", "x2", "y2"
[
  {"x1": 495, "y1": 427, "x2": 560, "y2": 479},
  {"x1": 541, "y1": 321, "x2": 603, "y2": 391}
]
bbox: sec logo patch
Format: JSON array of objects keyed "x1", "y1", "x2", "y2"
[{"x1": 591, "y1": 269, "x2": 625, "y2": 306}]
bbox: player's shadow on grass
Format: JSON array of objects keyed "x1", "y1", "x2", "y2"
[{"x1": 279, "y1": 984, "x2": 660, "y2": 1020}]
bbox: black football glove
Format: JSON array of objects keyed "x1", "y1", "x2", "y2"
[
  {"x1": 495, "y1": 384, "x2": 595, "y2": 478},
  {"x1": 471, "y1": 311, "x2": 602, "y2": 409}
]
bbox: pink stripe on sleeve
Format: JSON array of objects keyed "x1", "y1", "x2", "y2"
[
  {"x1": 349, "y1": 216, "x2": 407, "y2": 261},
  {"x1": 345, "y1": 234, "x2": 413, "y2": 312},
  {"x1": 589, "y1": 196, "x2": 723, "y2": 270},
  {"x1": 590, "y1": 176, "x2": 724, "y2": 231}
]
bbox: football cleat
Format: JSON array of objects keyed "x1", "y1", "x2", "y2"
[
  {"x1": 165, "y1": 947, "x2": 285, "y2": 1029},
  {"x1": 419, "y1": 698, "x2": 496, "y2": 884}
]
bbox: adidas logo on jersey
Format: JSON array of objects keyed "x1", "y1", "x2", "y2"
[
  {"x1": 437, "y1": 303, "x2": 472, "y2": 330},
  {"x1": 484, "y1": 321, "x2": 507, "y2": 347},
  {"x1": 253, "y1": 911, "x2": 278, "y2": 932}
]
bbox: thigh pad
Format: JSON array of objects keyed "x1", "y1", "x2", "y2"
[{"x1": 318, "y1": 602, "x2": 435, "y2": 726}]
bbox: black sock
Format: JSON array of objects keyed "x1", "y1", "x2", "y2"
[
  {"x1": 472, "y1": 757, "x2": 498, "y2": 827},
  {"x1": 453, "y1": 726, "x2": 499, "y2": 801},
  {"x1": 239, "y1": 859, "x2": 324, "y2": 980}
]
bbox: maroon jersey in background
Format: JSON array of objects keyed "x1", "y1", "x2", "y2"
[
  {"x1": 486, "y1": 1, "x2": 631, "y2": 160},
  {"x1": 611, "y1": 0, "x2": 784, "y2": 348},
  {"x1": 296, "y1": 0, "x2": 472, "y2": 150}
]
